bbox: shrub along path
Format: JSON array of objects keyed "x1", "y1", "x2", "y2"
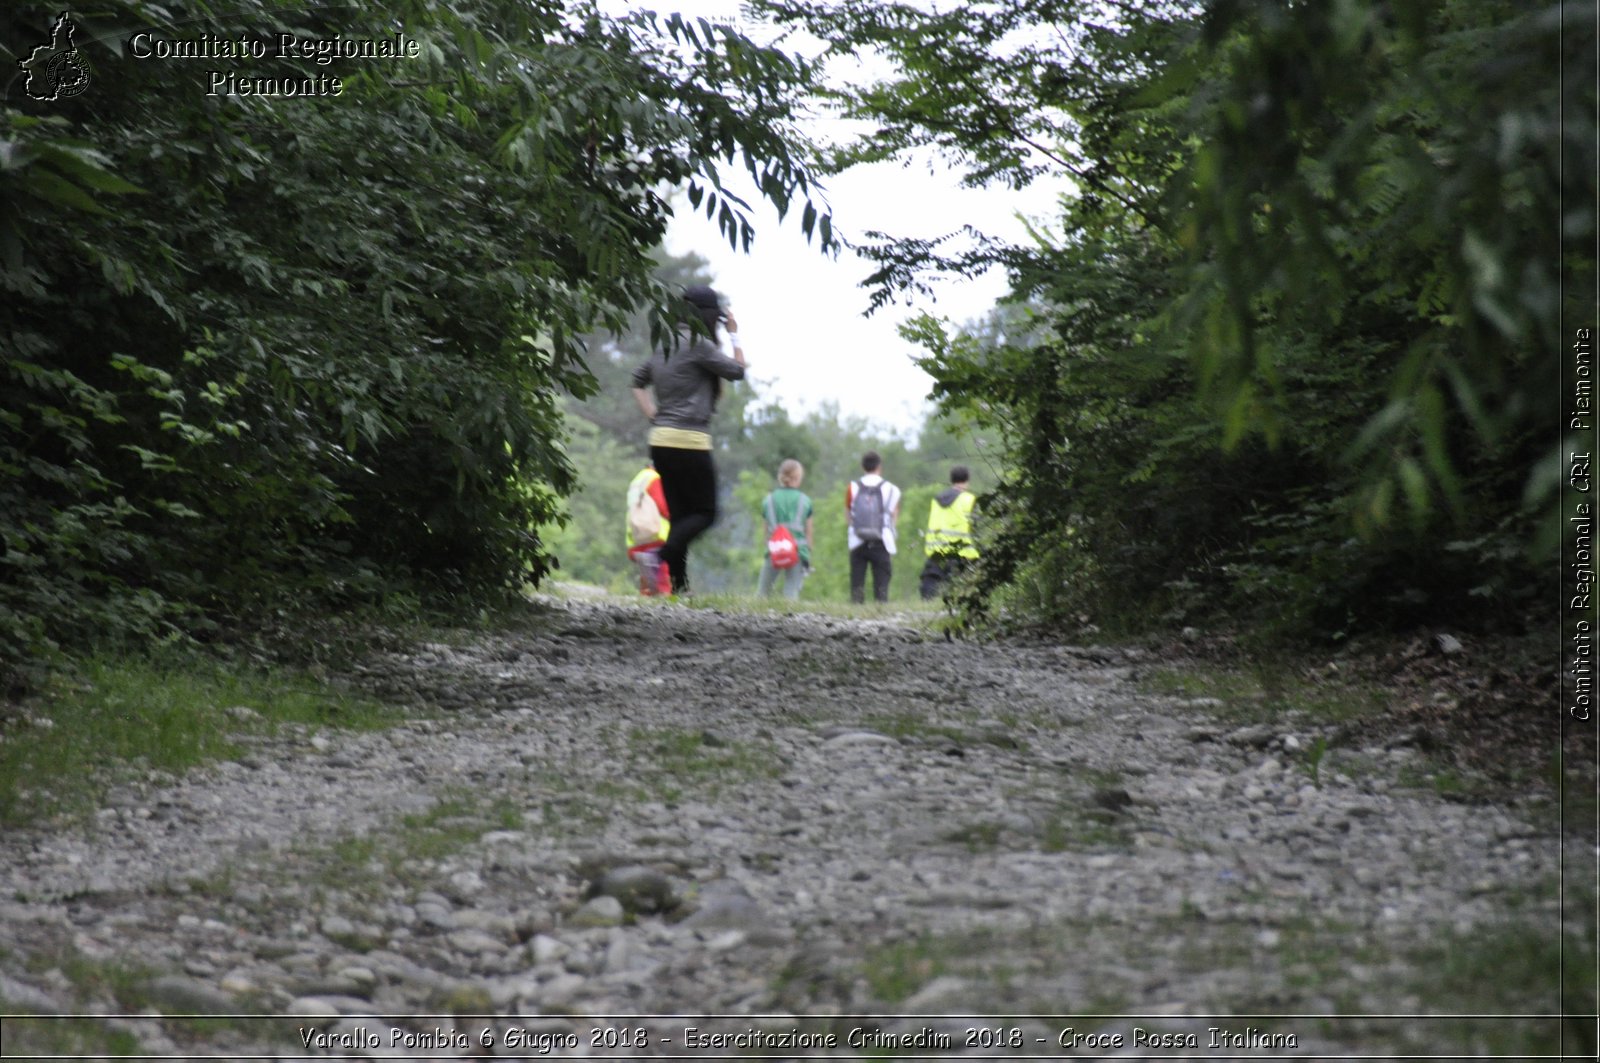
[{"x1": 0, "y1": 595, "x2": 1581, "y2": 1059}]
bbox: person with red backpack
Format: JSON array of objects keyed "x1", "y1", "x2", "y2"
[
  {"x1": 757, "y1": 458, "x2": 814, "y2": 599},
  {"x1": 625, "y1": 462, "x2": 671, "y2": 596},
  {"x1": 845, "y1": 450, "x2": 901, "y2": 604}
]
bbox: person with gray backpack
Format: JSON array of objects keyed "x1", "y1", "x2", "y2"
[{"x1": 845, "y1": 450, "x2": 901, "y2": 604}]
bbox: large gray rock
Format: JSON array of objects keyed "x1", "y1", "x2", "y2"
[
  {"x1": 588, "y1": 865, "x2": 679, "y2": 915},
  {"x1": 568, "y1": 896, "x2": 625, "y2": 928}
]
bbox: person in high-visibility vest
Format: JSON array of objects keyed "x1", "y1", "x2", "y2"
[
  {"x1": 920, "y1": 465, "x2": 979, "y2": 600},
  {"x1": 625, "y1": 463, "x2": 672, "y2": 596}
]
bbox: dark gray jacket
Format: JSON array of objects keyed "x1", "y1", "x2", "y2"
[{"x1": 631, "y1": 334, "x2": 746, "y2": 433}]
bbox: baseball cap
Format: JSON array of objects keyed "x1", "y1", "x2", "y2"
[{"x1": 683, "y1": 285, "x2": 726, "y2": 313}]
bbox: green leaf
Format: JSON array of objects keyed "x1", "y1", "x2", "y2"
[{"x1": 21, "y1": 170, "x2": 107, "y2": 214}]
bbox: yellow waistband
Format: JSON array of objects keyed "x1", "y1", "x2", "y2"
[{"x1": 649, "y1": 426, "x2": 712, "y2": 450}]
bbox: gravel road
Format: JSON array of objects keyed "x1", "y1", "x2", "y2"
[{"x1": 0, "y1": 595, "x2": 1576, "y2": 1060}]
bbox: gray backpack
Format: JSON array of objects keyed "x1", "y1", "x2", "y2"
[{"x1": 850, "y1": 480, "x2": 885, "y2": 542}]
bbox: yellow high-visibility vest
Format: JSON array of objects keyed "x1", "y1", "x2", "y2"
[{"x1": 925, "y1": 489, "x2": 978, "y2": 559}]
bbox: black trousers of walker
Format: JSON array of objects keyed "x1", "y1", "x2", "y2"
[
  {"x1": 849, "y1": 540, "x2": 893, "y2": 603},
  {"x1": 920, "y1": 553, "x2": 970, "y2": 600},
  {"x1": 650, "y1": 445, "x2": 717, "y2": 594}
]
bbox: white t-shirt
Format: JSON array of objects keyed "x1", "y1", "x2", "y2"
[{"x1": 846, "y1": 473, "x2": 902, "y2": 554}]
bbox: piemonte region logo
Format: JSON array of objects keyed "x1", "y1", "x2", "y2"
[{"x1": 19, "y1": 11, "x2": 93, "y2": 101}]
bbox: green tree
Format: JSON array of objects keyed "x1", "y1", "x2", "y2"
[
  {"x1": 760, "y1": 0, "x2": 1593, "y2": 635},
  {"x1": 1, "y1": 0, "x2": 833, "y2": 672}
]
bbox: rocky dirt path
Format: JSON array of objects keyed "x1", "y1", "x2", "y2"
[{"x1": 0, "y1": 596, "x2": 1572, "y2": 1059}]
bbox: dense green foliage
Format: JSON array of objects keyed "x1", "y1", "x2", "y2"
[
  {"x1": 552, "y1": 252, "x2": 988, "y2": 600},
  {"x1": 7, "y1": 0, "x2": 1584, "y2": 677},
  {"x1": 762, "y1": 0, "x2": 1594, "y2": 636},
  {"x1": 1, "y1": 0, "x2": 832, "y2": 676}
]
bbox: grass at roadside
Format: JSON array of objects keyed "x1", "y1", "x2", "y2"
[
  {"x1": 1138, "y1": 641, "x2": 1581, "y2": 818},
  {"x1": 1138, "y1": 660, "x2": 1386, "y2": 727},
  {"x1": 0, "y1": 653, "x2": 409, "y2": 826}
]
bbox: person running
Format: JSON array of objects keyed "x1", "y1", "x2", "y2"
[
  {"x1": 625, "y1": 461, "x2": 671, "y2": 596},
  {"x1": 845, "y1": 450, "x2": 901, "y2": 604},
  {"x1": 920, "y1": 464, "x2": 979, "y2": 600},
  {"x1": 758, "y1": 458, "x2": 815, "y2": 600},
  {"x1": 630, "y1": 285, "x2": 747, "y2": 597}
]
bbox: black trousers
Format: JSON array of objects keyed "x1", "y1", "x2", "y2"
[
  {"x1": 849, "y1": 540, "x2": 893, "y2": 603},
  {"x1": 650, "y1": 445, "x2": 717, "y2": 593},
  {"x1": 920, "y1": 554, "x2": 970, "y2": 600}
]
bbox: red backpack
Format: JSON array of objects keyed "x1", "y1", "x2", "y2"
[{"x1": 764, "y1": 494, "x2": 800, "y2": 569}]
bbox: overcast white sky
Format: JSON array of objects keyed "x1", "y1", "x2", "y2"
[
  {"x1": 665, "y1": 160, "x2": 1062, "y2": 439},
  {"x1": 607, "y1": 0, "x2": 1069, "y2": 439}
]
